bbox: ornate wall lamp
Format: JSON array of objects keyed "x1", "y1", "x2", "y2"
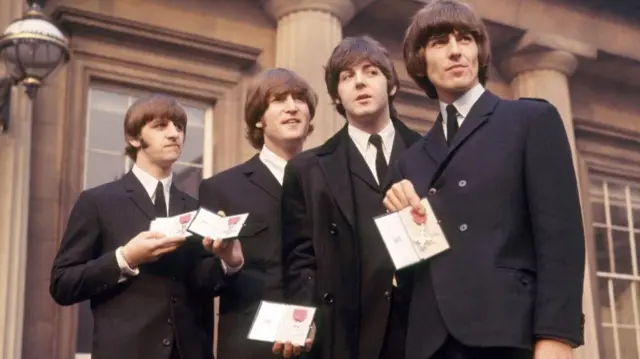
[{"x1": 0, "y1": 0, "x2": 70, "y2": 132}]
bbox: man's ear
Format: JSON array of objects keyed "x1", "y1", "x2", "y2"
[
  {"x1": 256, "y1": 121, "x2": 264, "y2": 128},
  {"x1": 389, "y1": 85, "x2": 397, "y2": 97},
  {"x1": 128, "y1": 137, "x2": 141, "y2": 149}
]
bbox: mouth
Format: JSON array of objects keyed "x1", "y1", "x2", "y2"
[
  {"x1": 164, "y1": 144, "x2": 180, "y2": 149},
  {"x1": 355, "y1": 94, "x2": 372, "y2": 102},
  {"x1": 446, "y1": 64, "x2": 467, "y2": 71},
  {"x1": 282, "y1": 118, "x2": 302, "y2": 125}
]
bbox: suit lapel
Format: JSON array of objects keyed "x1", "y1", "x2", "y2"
[
  {"x1": 122, "y1": 171, "x2": 156, "y2": 220},
  {"x1": 347, "y1": 140, "x2": 379, "y2": 192},
  {"x1": 448, "y1": 90, "x2": 498, "y2": 153},
  {"x1": 243, "y1": 155, "x2": 282, "y2": 201},
  {"x1": 423, "y1": 115, "x2": 448, "y2": 165},
  {"x1": 169, "y1": 185, "x2": 186, "y2": 216},
  {"x1": 319, "y1": 127, "x2": 356, "y2": 229}
]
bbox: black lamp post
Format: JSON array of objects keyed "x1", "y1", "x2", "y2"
[{"x1": 0, "y1": 0, "x2": 70, "y2": 132}]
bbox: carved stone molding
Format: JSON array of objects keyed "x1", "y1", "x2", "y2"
[
  {"x1": 499, "y1": 32, "x2": 597, "y2": 81},
  {"x1": 51, "y1": 7, "x2": 262, "y2": 71},
  {"x1": 263, "y1": 0, "x2": 356, "y2": 25}
]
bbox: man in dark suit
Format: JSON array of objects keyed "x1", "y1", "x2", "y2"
[
  {"x1": 277, "y1": 36, "x2": 422, "y2": 359},
  {"x1": 382, "y1": 1, "x2": 585, "y2": 359},
  {"x1": 199, "y1": 68, "x2": 318, "y2": 359},
  {"x1": 50, "y1": 95, "x2": 244, "y2": 359}
]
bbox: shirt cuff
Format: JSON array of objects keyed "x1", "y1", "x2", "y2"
[
  {"x1": 220, "y1": 258, "x2": 243, "y2": 275},
  {"x1": 115, "y1": 246, "x2": 140, "y2": 282}
]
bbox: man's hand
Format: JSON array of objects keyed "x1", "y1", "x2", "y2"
[
  {"x1": 383, "y1": 179, "x2": 425, "y2": 215},
  {"x1": 272, "y1": 322, "x2": 316, "y2": 358},
  {"x1": 534, "y1": 339, "x2": 573, "y2": 359},
  {"x1": 202, "y1": 237, "x2": 244, "y2": 268},
  {"x1": 121, "y1": 231, "x2": 186, "y2": 268}
]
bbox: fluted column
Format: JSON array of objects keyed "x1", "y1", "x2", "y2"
[
  {"x1": 0, "y1": 1, "x2": 32, "y2": 359},
  {"x1": 502, "y1": 38, "x2": 599, "y2": 359},
  {"x1": 265, "y1": 0, "x2": 355, "y2": 148}
]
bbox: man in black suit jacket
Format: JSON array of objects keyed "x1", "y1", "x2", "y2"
[
  {"x1": 277, "y1": 36, "x2": 422, "y2": 359},
  {"x1": 50, "y1": 95, "x2": 245, "y2": 359},
  {"x1": 383, "y1": 1, "x2": 585, "y2": 359},
  {"x1": 199, "y1": 68, "x2": 318, "y2": 359}
]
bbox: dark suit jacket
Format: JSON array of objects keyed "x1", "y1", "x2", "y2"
[
  {"x1": 389, "y1": 91, "x2": 585, "y2": 359},
  {"x1": 50, "y1": 171, "x2": 228, "y2": 359},
  {"x1": 199, "y1": 155, "x2": 284, "y2": 359},
  {"x1": 281, "y1": 118, "x2": 421, "y2": 359}
]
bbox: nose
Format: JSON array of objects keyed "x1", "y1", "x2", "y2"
[
  {"x1": 354, "y1": 71, "x2": 365, "y2": 88},
  {"x1": 165, "y1": 121, "x2": 179, "y2": 138},
  {"x1": 283, "y1": 95, "x2": 299, "y2": 113},
  {"x1": 448, "y1": 35, "x2": 461, "y2": 58}
]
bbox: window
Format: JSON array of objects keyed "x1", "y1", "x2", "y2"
[
  {"x1": 76, "y1": 85, "x2": 213, "y2": 356},
  {"x1": 591, "y1": 176, "x2": 640, "y2": 359}
]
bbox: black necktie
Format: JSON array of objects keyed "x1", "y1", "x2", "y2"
[
  {"x1": 369, "y1": 134, "x2": 388, "y2": 185},
  {"x1": 154, "y1": 181, "x2": 167, "y2": 218},
  {"x1": 446, "y1": 104, "x2": 458, "y2": 146}
]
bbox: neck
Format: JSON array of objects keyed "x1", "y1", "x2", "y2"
[
  {"x1": 135, "y1": 156, "x2": 172, "y2": 180},
  {"x1": 436, "y1": 81, "x2": 479, "y2": 105},
  {"x1": 263, "y1": 140, "x2": 303, "y2": 161},
  {"x1": 346, "y1": 107, "x2": 391, "y2": 135}
]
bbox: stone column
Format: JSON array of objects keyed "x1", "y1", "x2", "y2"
[
  {"x1": 264, "y1": 0, "x2": 355, "y2": 148},
  {"x1": 501, "y1": 34, "x2": 600, "y2": 359},
  {"x1": 0, "y1": 1, "x2": 32, "y2": 359}
]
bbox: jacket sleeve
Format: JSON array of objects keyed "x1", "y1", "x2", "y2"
[
  {"x1": 524, "y1": 101, "x2": 586, "y2": 347},
  {"x1": 281, "y1": 161, "x2": 317, "y2": 305},
  {"x1": 186, "y1": 180, "x2": 236, "y2": 297},
  {"x1": 50, "y1": 191, "x2": 123, "y2": 306}
]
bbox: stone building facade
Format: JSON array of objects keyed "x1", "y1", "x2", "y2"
[{"x1": 0, "y1": 0, "x2": 638, "y2": 358}]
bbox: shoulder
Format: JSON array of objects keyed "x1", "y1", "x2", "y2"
[
  {"x1": 201, "y1": 159, "x2": 252, "y2": 188},
  {"x1": 79, "y1": 179, "x2": 122, "y2": 201},
  {"x1": 287, "y1": 147, "x2": 321, "y2": 171},
  {"x1": 503, "y1": 97, "x2": 556, "y2": 113}
]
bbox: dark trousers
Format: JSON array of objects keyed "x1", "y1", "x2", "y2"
[
  {"x1": 379, "y1": 287, "x2": 410, "y2": 359},
  {"x1": 430, "y1": 336, "x2": 533, "y2": 359},
  {"x1": 170, "y1": 344, "x2": 181, "y2": 359}
]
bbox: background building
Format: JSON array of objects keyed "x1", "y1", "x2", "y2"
[{"x1": 0, "y1": 0, "x2": 639, "y2": 358}]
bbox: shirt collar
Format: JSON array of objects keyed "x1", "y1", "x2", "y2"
[
  {"x1": 438, "y1": 83, "x2": 485, "y2": 122},
  {"x1": 347, "y1": 119, "x2": 395, "y2": 154},
  {"x1": 131, "y1": 164, "x2": 173, "y2": 200},
  {"x1": 259, "y1": 145, "x2": 288, "y2": 184}
]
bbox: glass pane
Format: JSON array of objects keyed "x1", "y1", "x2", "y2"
[
  {"x1": 618, "y1": 328, "x2": 639, "y2": 359},
  {"x1": 599, "y1": 277, "x2": 613, "y2": 323},
  {"x1": 590, "y1": 177, "x2": 604, "y2": 198},
  {"x1": 592, "y1": 200, "x2": 606, "y2": 224},
  {"x1": 600, "y1": 326, "x2": 616, "y2": 359},
  {"x1": 613, "y1": 279, "x2": 635, "y2": 326},
  {"x1": 183, "y1": 105, "x2": 205, "y2": 127},
  {"x1": 612, "y1": 229, "x2": 633, "y2": 275},
  {"x1": 85, "y1": 151, "x2": 126, "y2": 189},
  {"x1": 632, "y1": 186, "x2": 640, "y2": 229},
  {"x1": 88, "y1": 109, "x2": 125, "y2": 152},
  {"x1": 595, "y1": 226, "x2": 612, "y2": 272},
  {"x1": 181, "y1": 128, "x2": 204, "y2": 164},
  {"x1": 89, "y1": 88, "x2": 130, "y2": 113},
  {"x1": 610, "y1": 205, "x2": 629, "y2": 228},
  {"x1": 173, "y1": 164, "x2": 202, "y2": 199}
]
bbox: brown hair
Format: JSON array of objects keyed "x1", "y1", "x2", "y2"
[
  {"x1": 244, "y1": 68, "x2": 318, "y2": 150},
  {"x1": 124, "y1": 94, "x2": 187, "y2": 160},
  {"x1": 324, "y1": 35, "x2": 400, "y2": 117},
  {"x1": 403, "y1": 0, "x2": 491, "y2": 99}
]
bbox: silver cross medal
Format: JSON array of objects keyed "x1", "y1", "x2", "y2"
[{"x1": 411, "y1": 209, "x2": 432, "y2": 250}]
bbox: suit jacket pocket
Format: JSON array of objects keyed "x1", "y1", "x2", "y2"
[
  {"x1": 239, "y1": 220, "x2": 269, "y2": 237},
  {"x1": 495, "y1": 266, "x2": 537, "y2": 294}
]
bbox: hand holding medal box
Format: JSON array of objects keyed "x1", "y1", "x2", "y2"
[
  {"x1": 247, "y1": 301, "x2": 316, "y2": 346},
  {"x1": 149, "y1": 211, "x2": 197, "y2": 238},
  {"x1": 186, "y1": 207, "x2": 249, "y2": 240},
  {"x1": 374, "y1": 198, "x2": 450, "y2": 269}
]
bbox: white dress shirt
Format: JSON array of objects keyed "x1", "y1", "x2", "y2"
[
  {"x1": 439, "y1": 83, "x2": 485, "y2": 140},
  {"x1": 259, "y1": 144, "x2": 288, "y2": 185},
  {"x1": 348, "y1": 120, "x2": 395, "y2": 184}
]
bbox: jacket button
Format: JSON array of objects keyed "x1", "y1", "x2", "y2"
[
  {"x1": 459, "y1": 224, "x2": 468, "y2": 232},
  {"x1": 323, "y1": 293, "x2": 334, "y2": 304},
  {"x1": 384, "y1": 291, "x2": 391, "y2": 300},
  {"x1": 162, "y1": 338, "x2": 171, "y2": 346},
  {"x1": 171, "y1": 296, "x2": 177, "y2": 303},
  {"x1": 458, "y1": 180, "x2": 467, "y2": 187},
  {"x1": 329, "y1": 223, "x2": 338, "y2": 235},
  {"x1": 428, "y1": 188, "x2": 437, "y2": 196},
  {"x1": 167, "y1": 318, "x2": 173, "y2": 325}
]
